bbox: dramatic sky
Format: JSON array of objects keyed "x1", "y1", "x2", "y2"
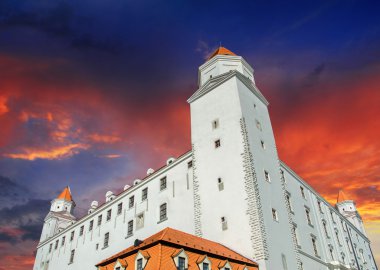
[{"x1": 0, "y1": 0, "x2": 379, "y2": 269}]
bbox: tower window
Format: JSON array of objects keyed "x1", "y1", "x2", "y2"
[
  {"x1": 260, "y1": 140, "x2": 265, "y2": 149},
  {"x1": 159, "y1": 203, "x2": 167, "y2": 221},
  {"x1": 129, "y1": 196, "x2": 134, "y2": 208},
  {"x1": 264, "y1": 170, "x2": 270, "y2": 182},
  {"x1": 214, "y1": 139, "x2": 221, "y2": 148},
  {"x1": 127, "y1": 220, "x2": 133, "y2": 237},
  {"x1": 187, "y1": 161, "x2": 193, "y2": 168},
  {"x1": 106, "y1": 209, "x2": 112, "y2": 221},
  {"x1": 142, "y1": 188, "x2": 148, "y2": 201},
  {"x1": 160, "y1": 177, "x2": 167, "y2": 191},
  {"x1": 117, "y1": 203, "x2": 123, "y2": 215},
  {"x1": 212, "y1": 119, "x2": 219, "y2": 129},
  {"x1": 272, "y1": 208, "x2": 278, "y2": 221}
]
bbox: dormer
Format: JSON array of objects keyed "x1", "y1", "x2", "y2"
[
  {"x1": 197, "y1": 255, "x2": 212, "y2": 270},
  {"x1": 172, "y1": 248, "x2": 189, "y2": 270},
  {"x1": 135, "y1": 250, "x2": 150, "y2": 270},
  {"x1": 218, "y1": 260, "x2": 232, "y2": 270},
  {"x1": 198, "y1": 47, "x2": 255, "y2": 87},
  {"x1": 114, "y1": 258, "x2": 128, "y2": 270}
]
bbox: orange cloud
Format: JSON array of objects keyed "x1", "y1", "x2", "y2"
[
  {"x1": 3, "y1": 143, "x2": 89, "y2": 161},
  {"x1": 87, "y1": 133, "x2": 122, "y2": 144},
  {"x1": 0, "y1": 96, "x2": 9, "y2": 116}
]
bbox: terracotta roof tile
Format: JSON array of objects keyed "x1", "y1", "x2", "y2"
[
  {"x1": 56, "y1": 186, "x2": 73, "y2": 201},
  {"x1": 207, "y1": 47, "x2": 236, "y2": 60}
]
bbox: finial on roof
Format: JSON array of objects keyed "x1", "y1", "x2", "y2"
[
  {"x1": 57, "y1": 186, "x2": 73, "y2": 201},
  {"x1": 337, "y1": 189, "x2": 349, "y2": 203},
  {"x1": 207, "y1": 46, "x2": 236, "y2": 60}
]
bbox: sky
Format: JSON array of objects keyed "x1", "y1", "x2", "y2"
[{"x1": 0, "y1": 0, "x2": 379, "y2": 269}]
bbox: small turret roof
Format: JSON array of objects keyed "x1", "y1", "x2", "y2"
[
  {"x1": 207, "y1": 46, "x2": 236, "y2": 60},
  {"x1": 57, "y1": 186, "x2": 73, "y2": 201},
  {"x1": 337, "y1": 189, "x2": 349, "y2": 203}
]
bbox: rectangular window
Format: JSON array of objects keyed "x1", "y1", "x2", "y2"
[
  {"x1": 89, "y1": 220, "x2": 94, "y2": 231},
  {"x1": 221, "y1": 216, "x2": 228, "y2": 230},
  {"x1": 55, "y1": 240, "x2": 59, "y2": 250},
  {"x1": 214, "y1": 139, "x2": 221, "y2": 148},
  {"x1": 127, "y1": 220, "x2": 133, "y2": 236},
  {"x1": 187, "y1": 161, "x2": 193, "y2": 168},
  {"x1": 49, "y1": 243, "x2": 52, "y2": 253},
  {"x1": 160, "y1": 177, "x2": 167, "y2": 191},
  {"x1": 70, "y1": 231, "x2": 74, "y2": 241},
  {"x1": 137, "y1": 258, "x2": 143, "y2": 270},
  {"x1": 142, "y1": 188, "x2": 148, "y2": 201},
  {"x1": 160, "y1": 203, "x2": 167, "y2": 221},
  {"x1": 203, "y1": 262, "x2": 209, "y2": 270},
  {"x1": 79, "y1": 225, "x2": 84, "y2": 236},
  {"x1": 129, "y1": 196, "x2": 134, "y2": 208},
  {"x1": 98, "y1": 215, "x2": 102, "y2": 226},
  {"x1": 300, "y1": 186, "x2": 306, "y2": 198},
  {"x1": 178, "y1": 257, "x2": 186, "y2": 270},
  {"x1": 272, "y1": 208, "x2": 278, "y2": 221},
  {"x1": 117, "y1": 203, "x2": 123, "y2": 215},
  {"x1": 260, "y1": 140, "x2": 266, "y2": 149},
  {"x1": 323, "y1": 221, "x2": 329, "y2": 237},
  {"x1": 311, "y1": 237, "x2": 318, "y2": 256},
  {"x1": 106, "y1": 209, "x2": 112, "y2": 221},
  {"x1": 69, "y1": 249, "x2": 75, "y2": 264},
  {"x1": 317, "y1": 200, "x2": 323, "y2": 212},
  {"x1": 286, "y1": 194, "x2": 292, "y2": 212},
  {"x1": 218, "y1": 178, "x2": 224, "y2": 191},
  {"x1": 306, "y1": 208, "x2": 312, "y2": 225},
  {"x1": 264, "y1": 170, "x2": 270, "y2": 182},
  {"x1": 62, "y1": 236, "x2": 65, "y2": 246},
  {"x1": 103, "y1": 232, "x2": 109, "y2": 248},
  {"x1": 335, "y1": 230, "x2": 341, "y2": 245},
  {"x1": 330, "y1": 210, "x2": 335, "y2": 223}
]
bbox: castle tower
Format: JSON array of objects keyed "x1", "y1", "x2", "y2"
[
  {"x1": 40, "y1": 186, "x2": 76, "y2": 242},
  {"x1": 189, "y1": 47, "x2": 299, "y2": 270},
  {"x1": 335, "y1": 190, "x2": 366, "y2": 236}
]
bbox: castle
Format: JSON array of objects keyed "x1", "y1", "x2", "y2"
[{"x1": 33, "y1": 47, "x2": 378, "y2": 270}]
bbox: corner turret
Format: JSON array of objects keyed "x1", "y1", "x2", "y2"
[
  {"x1": 335, "y1": 189, "x2": 366, "y2": 235},
  {"x1": 40, "y1": 186, "x2": 77, "y2": 242}
]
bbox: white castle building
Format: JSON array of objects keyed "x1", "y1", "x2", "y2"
[{"x1": 33, "y1": 47, "x2": 378, "y2": 270}]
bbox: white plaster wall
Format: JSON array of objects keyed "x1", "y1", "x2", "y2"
[{"x1": 33, "y1": 153, "x2": 195, "y2": 270}]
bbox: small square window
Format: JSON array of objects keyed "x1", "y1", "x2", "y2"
[
  {"x1": 187, "y1": 161, "x2": 193, "y2": 168},
  {"x1": 160, "y1": 177, "x2": 167, "y2": 191},
  {"x1": 212, "y1": 119, "x2": 219, "y2": 129},
  {"x1": 214, "y1": 139, "x2": 221, "y2": 148},
  {"x1": 272, "y1": 208, "x2": 278, "y2": 221},
  {"x1": 261, "y1": 140, "x2": 265, "y2": 149}
]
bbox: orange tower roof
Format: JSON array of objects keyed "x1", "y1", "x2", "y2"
[
  {"x1": 207, "y1": 46, "x2": 236, "y2": 60},
  {"x1": 57, "y1": 186, "x2": 73, "y2": 201},
  {"x1": 337, "y1": 189, "x2": 349, "y2": 203}
]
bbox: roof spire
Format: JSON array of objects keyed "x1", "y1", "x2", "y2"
[
  {"x1": 57, "y1": 186, "x2": 73, "y2": 201},
  {"x1": 337, "y1": 189, "x2": 349, "y2": 203}
]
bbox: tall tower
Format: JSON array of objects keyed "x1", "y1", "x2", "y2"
[
  {"x1": 40, "y1": 186, "x2": 76, "y2": 242},
  {"x1": 189, "y1": 47, "x2": 299, "y2": 270},
  {"x1": 335, "y1": 190, "x2": 366, "y2": 236}
]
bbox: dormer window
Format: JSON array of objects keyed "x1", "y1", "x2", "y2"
[
  {"x1": 197, "y1": 255, "x2": 211, "y2": 270},
  {"x1": 219, "y1": 261, "x2": 232, "y2": 270},
  {"x1": 172, "y1": 249, "x2": 188, "y2": 270},
  {"x1": 135, "y1": 250, "x2": 150, "y2": 270},
  {"x1": 114, "y1": 258, "x2": 128, "y2": 270}
]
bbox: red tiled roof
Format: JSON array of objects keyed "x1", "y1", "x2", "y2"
[
  {"x1": 56, "y1": 186, "x2": 73, "y2": 201},
  {"x1": 96, "y1": 227, "x2": 257, "y2": 267},
  {"x1": 207, "y1": 46, "x2": 236, "y2": 60}
]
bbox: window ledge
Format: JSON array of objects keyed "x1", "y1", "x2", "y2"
[
  {"x1": 68, "y1": 262, "x2": 73, "y2": 265},
  {"x1": 159, "y1": 187, "x2": 167, "y2": 193},
  {"x1": 102, "y1": 245, "x2": 109, "y2": 250},
  {"x1": 157, "y1": 217, "x2": 168, "y2": 224},
  {"x1": 125, "y1": 233, "x2": 133, "y2": 239}
]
